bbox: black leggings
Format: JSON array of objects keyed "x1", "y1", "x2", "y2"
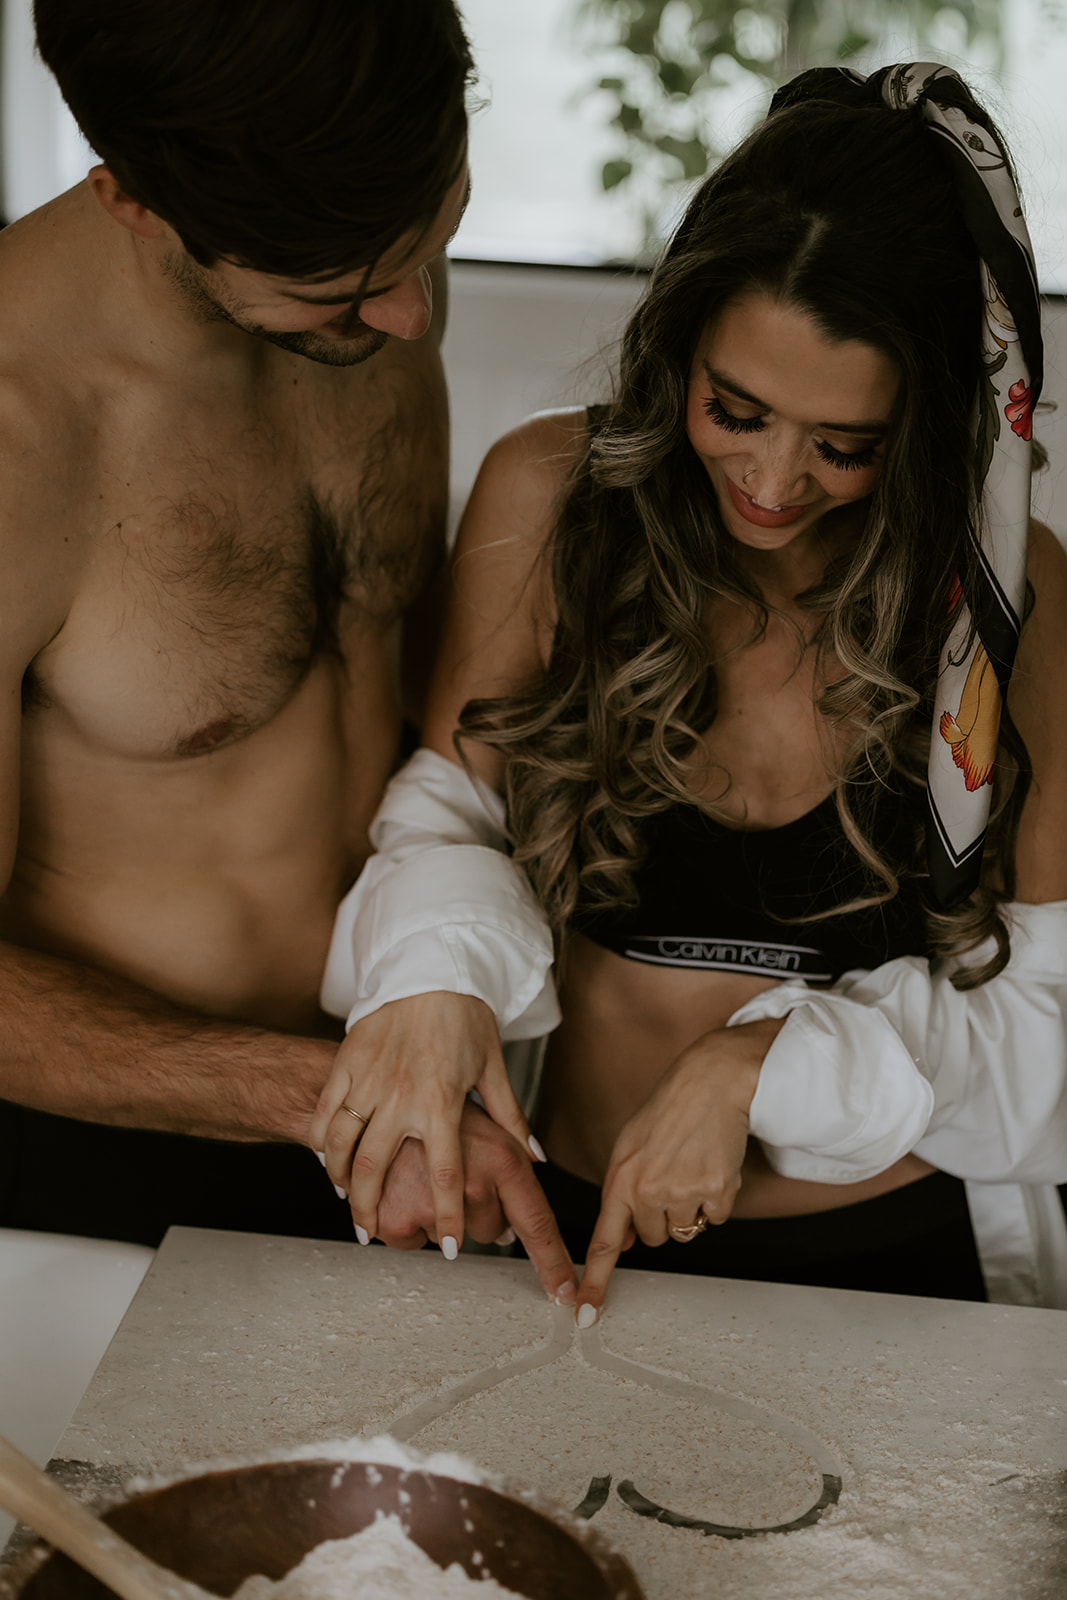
[
  {"x1": 0, "y1": 1100, "x2": 355, "y2": 1246},
  {"x1": 531, "y1": 1159, "x2": 990, "y2": 1301}
]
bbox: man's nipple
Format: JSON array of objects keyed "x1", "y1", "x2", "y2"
[{"x1": 183, "y1": 718, "x2": 237, "y2": 753}]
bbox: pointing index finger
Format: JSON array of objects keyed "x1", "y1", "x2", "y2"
[{"x1": 575, "y1": 1190, "x2": 634, "y2": 1325}]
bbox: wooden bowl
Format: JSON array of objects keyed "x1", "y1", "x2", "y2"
[{"x1": 0, "y1": 1455, "x2": 645, "y2": 1600}]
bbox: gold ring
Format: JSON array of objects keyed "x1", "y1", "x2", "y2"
[
  {"x1": 669, "y1": 1211, "x2": 709, "y2": 1243},
  {"x1": 341, "y1": 1105, "x2": 369, "y2": 1124}
]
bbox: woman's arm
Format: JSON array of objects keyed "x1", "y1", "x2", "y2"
[
  {"x1": 312, "y1": 413, "x2": 586, "y2": 1258},
  {"x1": 321, "y1": 413, "x2": 580, "y2": 1050},
  {"x1": 730, "y1": 901, "x2": 1067, "y2": 1183},
  {"x1": 420, "y1": 411, "x2": 579, "y2": 771},
  {"x1": 319, "y1": 748, "x2": 559, "y2": 1047}
]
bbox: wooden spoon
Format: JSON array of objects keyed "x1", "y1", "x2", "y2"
[{"x1": 0, "y1": 1431, "x2": 216, "y2": 1600}]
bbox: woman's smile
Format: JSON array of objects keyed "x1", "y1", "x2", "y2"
[{"x1": 724, "y1": 476, "x2": 809, "y2": 528}]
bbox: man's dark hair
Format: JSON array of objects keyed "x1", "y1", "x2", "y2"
[{"x1": 34, "y1": 0, "x2": 473, "y2": 280}]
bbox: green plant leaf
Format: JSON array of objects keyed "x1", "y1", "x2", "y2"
[
  {"x1": 601, "y1": 157, "x2": 635, "y2": 191},
  {"x1": 623, "y1": 13, "x2": 662, "y2": 55},
  {"x1": 656, "y1": 134, "x2": 711, "y2": 178},
  {"x1": 658, "y1": 59, "x2": 699, "y2": 95}
]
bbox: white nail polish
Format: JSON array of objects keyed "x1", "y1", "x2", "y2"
[
  {"x1": 576, "y1": 1303, "x2": 598, "y2": 1329},
  {"x1": 333, "y1": 1185, "x2": 347, "y2": 1199},
  {"x1": 527, "y1": 1134, "x2": 547, "y2": 1163},
  {"x1": 441, "y1": 1235, "x2": 459, "y2": 1261},
  {"x1": 494, "y1": 1227, "x2": 516, "y2": 1247},
  {"x1": 355, "y1": 1225, "x2": 370, "y2": 1246},
  {"x1": 314, "y1": 1151, "x2": 327, "y2": 1167}
]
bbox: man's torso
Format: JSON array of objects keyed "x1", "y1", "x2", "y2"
[{"x1": 0, "y1": 190, "x2": 448, "y2": 1030}]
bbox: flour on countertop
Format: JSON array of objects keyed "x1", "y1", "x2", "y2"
[
  {"x1": 232, "y1": 1514, "x2": 524, "y2": 1600},
  {"x1": 409, "y1": 1340, "x2": 823, "y2": 1529},
  {"x1": 406, "y1": 1339, "x2": 1067, "y2": 1600}
]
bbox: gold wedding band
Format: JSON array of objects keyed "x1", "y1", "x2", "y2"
[
  {"x1": 341, "y1": 1104, "x2": 369, "y2": 1124},
  {"x1": 669, "y1": 1211, "x2": 709, "y2": 1243}
]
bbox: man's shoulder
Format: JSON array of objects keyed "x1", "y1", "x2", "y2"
[
  {"x1": 0, "y1": 376, "x2": 86, "y2": 663},
  {"x1": 0, "y1": 363, "x2": 87, "y2": 513},
  {"x1": 0, "y1": 206, "x2": 94, "y2": 468}
]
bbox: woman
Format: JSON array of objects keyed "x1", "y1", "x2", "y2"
[{"x1": 314, "y1": 65, "x2": 1067, "y2": 1318}]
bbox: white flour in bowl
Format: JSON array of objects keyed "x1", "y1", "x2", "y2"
[{"x1": 232, "y1": 1513, "x2": 525, "y2": 1600}]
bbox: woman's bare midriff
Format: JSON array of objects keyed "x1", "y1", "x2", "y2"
[
  {"x1": 3, "y1": 658, "x2": 395, "y2": 1032},
  {"x1": 537, "y1": 930, "x2": 934, "y2": 1219}
]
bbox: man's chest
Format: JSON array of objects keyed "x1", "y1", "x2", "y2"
[{"x1": 27, "y1": 377, "x2": 444, "y2": 759}]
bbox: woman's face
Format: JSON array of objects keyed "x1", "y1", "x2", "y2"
[{"x1": 686, "y1": 291, "x2": 900, "y2": 556}]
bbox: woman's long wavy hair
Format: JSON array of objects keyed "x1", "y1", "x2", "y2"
[{"x1": 460, "y1": 88, "x2": 1033, "y2": 988}]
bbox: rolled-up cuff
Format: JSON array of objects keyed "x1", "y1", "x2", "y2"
[
  {"x1": 320, "y1": 843, "x2": 559, "y2": 1036},
  {"x1": 730, "y1": 988, "x2": 934, "y2": 1182},
  {"x1": 338, "y1": 924, "x2": 559, "y2": 1039}
]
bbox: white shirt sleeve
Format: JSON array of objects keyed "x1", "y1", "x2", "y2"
[
  {"x1": 319, "y1": 748, "x2": 560, "y2": 1042},
  {"x1": 728, "y1": 900, "x2": 1067, "y2": 1186}
]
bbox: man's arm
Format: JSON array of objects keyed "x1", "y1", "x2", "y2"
[{"x1": 0, "y1": 937, "x2": 333, "y2": 1142}]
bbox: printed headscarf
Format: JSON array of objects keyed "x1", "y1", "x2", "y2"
[{"x1": 772, "y1": 63, "x2": 1042, "y2": 909}]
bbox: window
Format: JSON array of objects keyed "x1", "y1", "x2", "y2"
[{"x1": 453, "y1": 0, "x2": 1067, "y2": 291}]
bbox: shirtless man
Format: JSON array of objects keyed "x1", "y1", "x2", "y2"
[{"x1": 0, "y1": 0, "x2": 574, "y2": 1296}]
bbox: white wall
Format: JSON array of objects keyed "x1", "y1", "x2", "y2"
[
  {"x1": 443, "y1": 261, "x2": 642, "y2": 523},
  {"x1": 446, "y1": 261, "x2": 1067, "y2": 542},
  {"x1": 0, "y1": 0, "x2": 92, "y2": 222}
]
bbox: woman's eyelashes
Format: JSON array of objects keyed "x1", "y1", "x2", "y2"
[
  {"x1": 815, "y1": 438, "x2": 880, "y2": 472},
  {"x1": 702, "y1": 394, "x2": 880, "y2": 473},
  {"x1": 703, "y1": 395, "x2": 761, "y2": 435}
]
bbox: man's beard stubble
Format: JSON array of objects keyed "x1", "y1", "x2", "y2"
[
  {"x1": 248, "y1": 321, "x2": 388, "y2": 367},
  {"x1": 160, "y1": 250, "x2": 388, "y2": 368}
]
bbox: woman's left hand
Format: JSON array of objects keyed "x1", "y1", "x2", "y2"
[
  {"x1": 575, "y1": 1017, "x2": 785, "y2": 1325},
  {"x1": 311, "y1": 991, "x2": 535, "y2": 1257}
]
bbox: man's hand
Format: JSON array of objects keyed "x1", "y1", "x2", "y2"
[{"x1": 374, "y1": 1101, "x2": 577, "y2": 1305}]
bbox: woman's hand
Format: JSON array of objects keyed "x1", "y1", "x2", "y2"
[
  {"x1": 309, "y1": 991, "x2": 540, "y2": 1257},
  {"x1": 574, "y1": 1017, "x2": 785, "y2": 1325}
]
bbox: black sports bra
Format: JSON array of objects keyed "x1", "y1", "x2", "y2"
[{"x1": 576, "y1": 792, "x2": 928, "y2": 983}]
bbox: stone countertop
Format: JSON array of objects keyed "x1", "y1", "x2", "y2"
[{"x1": 38, "y1": 1228, "x2": 1067, "y2": 1600}]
